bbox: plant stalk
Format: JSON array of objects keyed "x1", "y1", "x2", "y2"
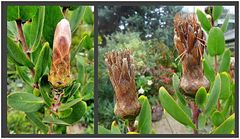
[{"x1": 190, "y1": 101, "x2": 199, "y2": 134}]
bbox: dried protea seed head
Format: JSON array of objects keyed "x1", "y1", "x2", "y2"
[
  {"x1": 48, "y1": 19, "x2": 71, "y2": 88},
  {"x1": 105, "y1": 50, "x2": 141, "y2": 120},
  {"x1": 174, "y1": 14, "x2": 210, "y2": 96}
]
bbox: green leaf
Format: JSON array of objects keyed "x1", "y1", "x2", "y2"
[
  {"x1": 23, "y1": 22, "x2": 32, "y2": 48},
  {"x1": 43, "y1": 115, "x2": 70, "y2": 125},
  {"x1": 195, "y1": 87, "x2": 207, "y2": 108},
  {"x1": 196, "y1": 9, "x2": 212, "y2": 32},
  {"x1": 83, "y1": 7, "x2": 93, "y2": 25},
  {"x1": 212, "y1": 6, "x2": 223, "y2": 21},
  {"x1": 43, "y1": 6, "x2": 63, "y2": 47},
  {"x1": 82, "y1": 34, "x2": 93, "y2": 50},
  {"x1": 211, "y1": 111, "x2": 225, "y2": 127},
  {"x1": 64, "y1": 83, "x2": 81, "y2": 97},
  {"x1": 219, "y1": 49, "x2": 231, "y2": 72},
  {"x1": 221, "y1": 14, "x2": 230, "y2": 32},
  {"x1": 7, "y1": 6, "x2": 19, "y2": 21},
  {"x1": 219, "y1": 72, "x2": 231, "y2": 100},
  {"x1": 31, "y1": 6, "x2": 45, "y2": 51},
  {"x1": 159, "y1": 87, "x2": 195, "y2": 128},
  {"x1": 39, "y1": 75, "x2": 52, "y2": 107},
  {"x1": 221, "y1": 95, "x2": 232, "y2": 117},
  {"x1": 81, "y1": 81, "x2": 93, "y2": 101},
  {"x1": 207, "y1": 27, "x2": 226, "y2": 56},
  {"x1": 205, "y1": 74, "x2": 221, "y2": 116},
  {"x1": 7, "y1": 37, "x2": 34, "y2": 68},
  {"x1": 211, "y1": 114, "x2": 235, "y2": 134},
  {"x1": 172, "y1": 73, "x2": 186, "y2": 105},
  {"x1": 198, "y1": 114, "x2": 206, "y2": 129},
  {"x1": 203, "y1": 59, "x2": 215, "y2": 83},
  {"x1": 7, "y1": 93, "x2": 44, "y2": 112},
  {"x1": 111, "y1": 121, "x2": 121, "y2": 134},
  {"x1": 7, "y1": 21, "x2": 18, "y2": 39},
  {"x1": 7, "y1": 6, "x2": 37, "y2": 21},
  {"x1": 16, "y1": 65, "x2": 33, "y2": 86},
  {"x1": 138, "y1": 95, "x2": 152, "y2": 134},
  {"x1": 61, "y1": 101, "x2": 87, "y2": 124},
  {"x1": 34, "y1": 42, "x2": 50, "y2": 83},
  {"x1": 70, "y1": 34, "x2": 87, "y2": 61},
  {"x1": 77, "y1": 57, "x2": 85, "y2": 84},
  {"x1": 59, "y1": 108, "x2": 73, "y2": 118},
  {"x1": 58, "y1": 98, "x2": 81, "y2": 111},
  {"x1": 98, "y1": 125, "x2": 111, "y2": 134},
  {"x1": 70, "y1": 6, "x2": 85, "y2": 33},
  {"x1": 19, "y1": 6, "x2": 38, "y2": 21},
  {"x1": 26, "y1": 112, "x2": 48, "y2": 133}
]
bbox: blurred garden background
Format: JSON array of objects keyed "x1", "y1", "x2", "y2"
[
  {"x1": 97, "y1": 5, "x2": 235, "y2": 133},
  {"x1": 7, "y1": 6, "x2": 94, "y2": 134}
]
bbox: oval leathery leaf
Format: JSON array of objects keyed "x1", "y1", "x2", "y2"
[
  {"x1": 205, "y1": 74, "x2": 221, "y2": 116},
  {"x1": 212, "y1": 6, "x2": 223, "y2": 21},
  {"x1": 211, "y1": 111, "x2": 225, "y2": 127},
  {"x1": 219, "y1": 72, "x2": 231, "y2": 100},
  {"x1": 196, "y1": 9, "x2": 212, "y2": 32},
  {"x1": 195, "y1": 87, "x2": 207, "y2": 108},
  {"x1": 138, "y1": 95, "x2": 152, "y2": 134},
  {"x1": 58, "y1": 98, "x2": 81, "y2": 111},
  {"x1": 203, "y1": 59, "x2": 215, "y2": 83},
  {"x1": 26, "y1": 112, "x2": 48, "y2": 133},
  {"x1": 31, "y1": 6, "x2": 45, "y2": 51},
  {"x1": 219, "y1": 49, "x2": 231, "y2": 72},
  {"x1": 43, "y1": 115, "x2": 70, "y2": 125},
  {"x1": 207, "y1": 27, "x2": 226, "y2": 56},
  {"x1": 211, "y1": 114, "x2": 235, "y2": 134},
  {"x1": 16, "y1": 65, "x2": 33, "y2": 86},
  {"x1": 159, "y1": 87, "x2": 195, "y2": 128},
  {"x1": 34, "y1": 42, "x2": 50, "y2": 83},
  {"x1": 58, "y1": 108, "x2": 73, "y2": 118},
  {"x1": 39, "y1": 75, "x2": 52, "y2": 107},
  {"x1": 70, "y1": 6, "x2": 85, "y2": 33},
  {"x1": 7, "y1": 6, "x2": 37, "y2": 21},
  {"x1": 7, "y1": 36, "x2": 34, "y2": 68},
  {"x1": 43, "y1": 6, "x2": 63, "y2": 47},
  {"x1": 61, "y1": 101, "x2": 87, "y2": 124},
  {"x1": 172, "y1": 73, "x2": 186, "y2": 105},
  {"x1": 7, "y1": 93, "x2": 44, "y2": 112},
  {"x1": 221, "y1": 14, "x2": 230, "y2": 32}
]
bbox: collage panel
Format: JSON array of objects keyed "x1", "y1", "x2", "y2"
[
  {"x1": 6, "y1": 5, "x2": 94, "y2": 134},
  {"x1": 97, "y1": 5, "x2": 236, "y2": 134}
]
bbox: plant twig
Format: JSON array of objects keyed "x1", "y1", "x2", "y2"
[{"x1": 190, "y1": 101, "x2": 199, "y2": 134}]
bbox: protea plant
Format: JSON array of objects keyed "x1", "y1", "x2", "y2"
[{"x1": 174, "y1": 14, "x2": 210, "y2": 96}]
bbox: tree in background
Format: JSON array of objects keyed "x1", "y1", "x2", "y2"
[{"x1": 98, "y1": 6, "x2": 183, "y2": 47}]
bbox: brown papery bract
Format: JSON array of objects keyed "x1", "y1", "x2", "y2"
[
  {"x1": 105, "y1": 50, "x2": 141, "y2": 120},
  {"x1": 48, "y1": 19, "x2": 71, "y2": 89},
  {"x1": 174, "y1": 14, "x2": 210, "y2": 96}
]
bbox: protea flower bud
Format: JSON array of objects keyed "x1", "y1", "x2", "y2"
[
  {"x1": 105, "y1": 50, "x2": 141, "y2": 120},
  {"x1": 174, "y1": 14, "x2": 210, "y2": 96},
  {"x1": 48, "y1": 19, "x2": 71, "y2": 88}
]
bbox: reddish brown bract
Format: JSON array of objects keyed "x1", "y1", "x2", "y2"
[
  {"x1": 174, "y1": 14, "x2": 210, "y2": 96},
  {"x1": 105, "y1": 50, "x2": 141, "y2": 120}
]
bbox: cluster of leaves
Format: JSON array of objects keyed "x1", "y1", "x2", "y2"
[
  {"x1": 159, "y1": 6, "x2": 235, "y2": 134},
  {"x1": 7, "y1": 6, "x2": 94, "y2": 134}
]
